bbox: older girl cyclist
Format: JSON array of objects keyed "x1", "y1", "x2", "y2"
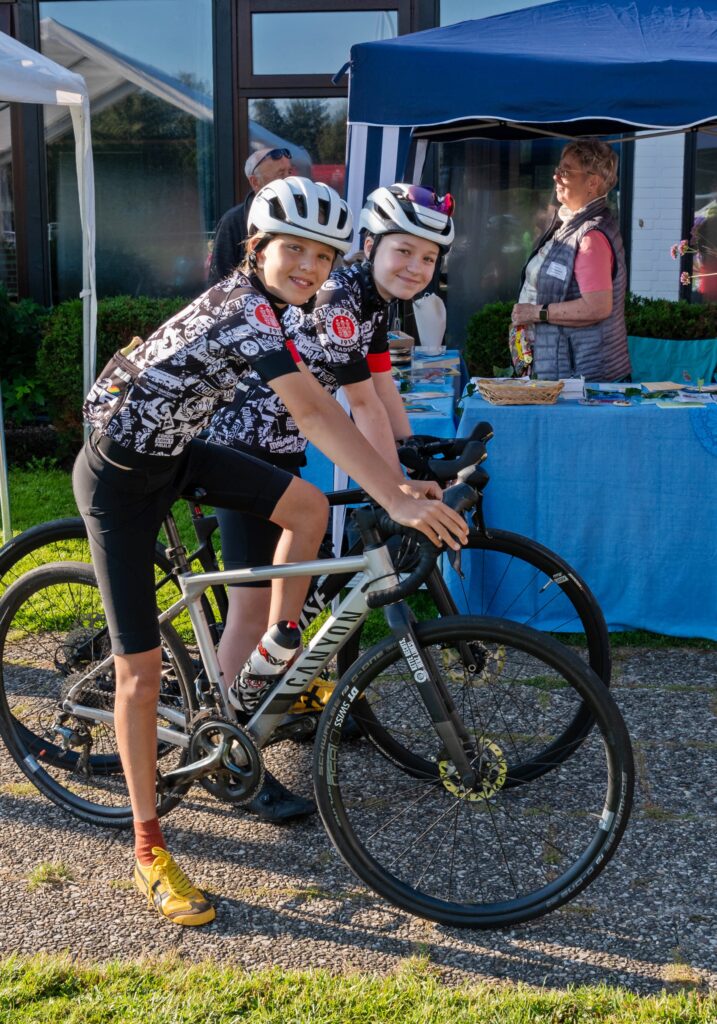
[
  {"x1": 73, "y1": 177, "x2": 467, "y2": 928},
  {"x1": 207, "y1": 182, "x2": 455, "y2": 804}
]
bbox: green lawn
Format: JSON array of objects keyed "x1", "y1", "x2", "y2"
[{"x1": 1, "y1": 956, "x2": 715, "y2": 1024}]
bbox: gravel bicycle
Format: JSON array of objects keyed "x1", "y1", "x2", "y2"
[
  {"x1": 0, "y1": 427, "x2": 611, "y2": 777},
  {"x1": 0, "y1": 424, "x2": 611, "y2": 689},
  {"x1": 0, "y1": 478, "x2": 633, "y2": 928}
]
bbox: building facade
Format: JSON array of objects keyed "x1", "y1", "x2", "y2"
[{"x1": 1, "y1": 0, "x2": 713, "y2": 343}]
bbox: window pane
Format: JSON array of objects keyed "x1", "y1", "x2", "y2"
[
  {"x1": 251, "y1": 11, "x2": 397, "y2": 76},
  {"x1": 688, "y1": 132, "x2": 717, "y2": 303},
  {"x1": 0, "y1": 105, "x2": 17, "y2": 298},
  {"x1": 440, "y1": 0, "x2": 559, "y2": 25},
  {"x1": 434, "y1": 139, "x2": 621, "y2": 352},
  {"x1": 249, "y1": 98, "x2": 348, "y2": 195},
  {"x1": 39, "y1": 0, "x2": 214, "y2": 300}
]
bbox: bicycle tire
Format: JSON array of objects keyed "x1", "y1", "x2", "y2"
[
  {"x1": 336, "y1": 528, "x2": 610, "y2": 777},
  {"x1": 314, "y1": 615, "x2": 633, "y2": 929},
  {"x1": 0, "y1": 517, "x2": 175, "y2": 595},
  {"x1": 0, "y1": 561, "x2": 196, "y2": 828}
]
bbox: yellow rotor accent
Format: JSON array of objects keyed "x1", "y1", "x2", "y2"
[{"x1": 438, "y1": 738, "x2": 507, "y2": 801}]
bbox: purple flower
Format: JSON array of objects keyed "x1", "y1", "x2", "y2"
[
  {"x1": 670, "y1": 243, "x2": 679, "y2": 260},
  {"x1": 680, "y1": 271, "x2": 691, "y2": 286},
  {"x1": 678, "y1": 239, "x2": 690, "y2": 256}
]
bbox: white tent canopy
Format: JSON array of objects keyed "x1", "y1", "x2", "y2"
[{"x1": 0, "y1": 29, "x2": 96, "y2": 543}]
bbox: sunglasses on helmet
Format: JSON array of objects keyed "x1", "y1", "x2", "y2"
[{"x1": 398, "y1": 184, "x2": 455, "y2": 217}]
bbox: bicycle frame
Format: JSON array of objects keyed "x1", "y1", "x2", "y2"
[
  {"x1": 60, "y1": 538, "x2": 478, "y2": 782},
  {"x1": 61, "y1": 543, "x2": 397, "y2": 750}
]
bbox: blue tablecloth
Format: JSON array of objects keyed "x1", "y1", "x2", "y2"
[
  {"x1": 303, "y1": 349, "x2": 461, "y2": 493},
  {"x1": 457, "y1": 394, "x2": 717, "y2": 639}
]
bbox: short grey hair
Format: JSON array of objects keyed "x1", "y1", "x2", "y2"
[{"x1": 561, "y1": 139, "x2": 619, "y2": 192}]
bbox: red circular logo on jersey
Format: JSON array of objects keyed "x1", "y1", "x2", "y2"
[
  {"x1": 255, "y1": 303, "x2": 280, "y2": 328},
  {"x1": 331, "y1": 314, "x2": 356, "y2": 340}
]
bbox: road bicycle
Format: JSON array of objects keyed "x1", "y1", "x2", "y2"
[
  {"x1": 0, "y1": 477, "x2": 633, "y2": 928},
  {"x1": 0, "y1": 427, "x2": 611, "y2": 774},
  {"x1": 0, "y1": 424, "x2": 611, "y2": 688}
]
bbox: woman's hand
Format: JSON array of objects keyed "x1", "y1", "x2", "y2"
[
  {"x1": 511, "y1": 302, "x2": 539, "y2": 325},
  {"x1": 399, "y1": 479, "x2": 443, "y2": 501}
]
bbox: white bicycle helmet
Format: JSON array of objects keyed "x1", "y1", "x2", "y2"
[
  {"x1": 359, "y1": 183, "x2": 455, "y2": 252},
  {"x1": 248, "y1": 176, "x2": 353, "y2": 255}
]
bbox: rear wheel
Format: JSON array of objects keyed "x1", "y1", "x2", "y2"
[
  {"x1": 315, "y1": 615, "x2": 633, "y2": 928},
  {"x1": 0, "y1": 562, "x2": 195, "y2": 828}
]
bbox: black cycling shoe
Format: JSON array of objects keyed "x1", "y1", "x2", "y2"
[{"x1": 244, "y1": 771, "x2": 316, "y2": 823}]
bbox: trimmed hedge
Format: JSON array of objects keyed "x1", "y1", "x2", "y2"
[
  {"x1": 0, "y1": 283, "x2": 49, "y2": 381},
  {"x1": 463, "y1": 294, "x2": 717, "y2": 377},
  {"x1": 37, "y1": 294, "x2": 187, "y2": 452}
]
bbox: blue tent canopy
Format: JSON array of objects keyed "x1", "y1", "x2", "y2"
[
  {"x1": 348, "y1": 0, "x2": 717, "y2": 139},
  {"x1": 343, "y1": 1, "x2": 717, "y2": 240}
]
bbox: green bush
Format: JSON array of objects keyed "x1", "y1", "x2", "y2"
[
  {"x1": 463, "y1": 295, "x2": 717, "y2": 376},
  {"x1": 624, "y1": 293, "x2": 717, "y2": 339},
  {"x1": 37, "y1": 294, "x2": 187, "y2": 451},
  {"x1": 464, "y1": 301, "x2": 513, "y2": 377},
  {"x1": 0, "y1": 284, "x2": 50, "y2": 425},
  {"x1": 0, "y1": 283, "x2": 49, "y2": 381}
]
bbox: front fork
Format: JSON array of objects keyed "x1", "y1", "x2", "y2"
[{"x1": 384, "y1": 602, "x2": 478, "y2": 788}]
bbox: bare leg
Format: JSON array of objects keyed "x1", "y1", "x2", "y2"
[
  {"x1": 217, "y1": 587, "x2": 271, "y2": 685},
  {"x1": 266, "y1": 477, "x2": 328, "y2": 623},
  {"x1": 114, "y1": 648, "x2": 162, "y2": 823}
]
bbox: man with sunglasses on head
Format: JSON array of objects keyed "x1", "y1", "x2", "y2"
[{"x1": 208, "y1": 146, "x2": 293, "y2": 285}]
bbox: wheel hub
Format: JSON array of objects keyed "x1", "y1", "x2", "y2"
[{"x1": 439, "y1": 738, "x2": 507, "y2": 801}]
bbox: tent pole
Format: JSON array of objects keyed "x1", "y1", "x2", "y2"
[{"x1": 0, "y1": 384, "x2": 11, "y2": 545}]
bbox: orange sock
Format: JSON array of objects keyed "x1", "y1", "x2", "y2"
[{"x1": 134, "y1": 817, "x2": 166, "y2": 866}]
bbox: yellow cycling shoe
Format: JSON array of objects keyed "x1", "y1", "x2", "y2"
[
  {"x1": 290, "y1": 678, "x2": 335, "y2": 713},
  {"x1": 134, "y1": 847, "x2": 215, "y2": 927}
]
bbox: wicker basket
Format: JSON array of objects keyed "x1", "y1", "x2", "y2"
[{"x1": 476, "y1": 379, "x2": 564, "y2": 406}]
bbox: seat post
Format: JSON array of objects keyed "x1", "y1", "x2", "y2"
[{"x1": 162, "y1": 510, "x2": 191, "y2": 573}]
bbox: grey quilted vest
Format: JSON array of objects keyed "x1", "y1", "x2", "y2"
[{"x1": 524, "y1": 198, "x2": 630, "y2": 381}]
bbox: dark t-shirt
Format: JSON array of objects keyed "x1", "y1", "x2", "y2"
[{"x1": 207, "y1": 195, "x2": 254, "y2": 285}]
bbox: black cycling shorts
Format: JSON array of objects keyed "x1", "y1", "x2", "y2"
[{"x1": 72, "y1": 434, "x2": 294, "y2": 655}]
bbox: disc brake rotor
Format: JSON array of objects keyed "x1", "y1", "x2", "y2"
[{"x1": 438, "y1": 737, "x2": 508, "y2": 801}]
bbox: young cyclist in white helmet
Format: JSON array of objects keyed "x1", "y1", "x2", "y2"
[
  {"x1": 74, "y1": 176, "x2": 467, "y2": 928},
  {"x1": 208, "y1": 183, "x2": 456, "y2": 780}
]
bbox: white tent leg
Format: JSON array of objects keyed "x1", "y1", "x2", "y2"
[{"x1": 0, "y1": 385, "x2": 12, "y2": 545}]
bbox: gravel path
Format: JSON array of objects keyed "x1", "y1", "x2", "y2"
[{"x1": 0, "y1": 646, "x2": 715, "y2": 994}]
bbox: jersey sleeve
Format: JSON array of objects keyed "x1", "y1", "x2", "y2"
[
  {"x1": 217, "y1": 288, "x2": 299, "y2": 383},
  {"x1": 367, "y1": 311, "x2": 391, "y2": 373},
  {"x1": 574, "y1": 230, "x2": 614, "y2": 294},
  {"x1": 311, "y1": 277, "x2": 372, "y2": 386}
]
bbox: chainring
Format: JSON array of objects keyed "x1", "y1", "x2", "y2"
[{"x1": 191, "y1": 712, "x2": 265, "y2": 804}]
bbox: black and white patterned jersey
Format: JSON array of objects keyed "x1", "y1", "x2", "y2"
[
  {"x1": 206, "y1": 261, "x2": 392, "y2": 458},
  {"x1": 83, "y1": 271, "x2": 299, "y2": 456}
]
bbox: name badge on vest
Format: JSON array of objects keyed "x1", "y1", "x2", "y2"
[{"x1": 546, "y1": 261, "x2": 568, "y2": 281}]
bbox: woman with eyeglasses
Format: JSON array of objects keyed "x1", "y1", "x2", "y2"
[
  {"x1": 73, "y1": 176, "x2": 467, "y2": 928},
  {"x1": 510, "y1": 138, "x2": 630, "y2": 382},
  {"x1": 207, "y1": 183, "x2": 455, "y2": 800}
]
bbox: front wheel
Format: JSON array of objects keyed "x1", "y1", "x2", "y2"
[
  {"x1": 314, "y1": 616, "x2": 633, "y2": 929},
  {"x1": 0, "y1": 562, "x2": 196, "y2": 828},
  {"x1": 337, "y1": 528, "x2": 611, "y2": 779}
]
